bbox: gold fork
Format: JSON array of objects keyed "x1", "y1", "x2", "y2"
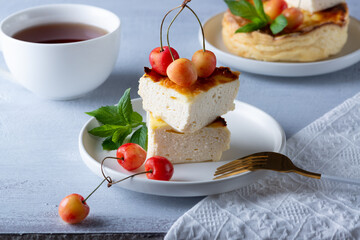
[{"x1": 214, "y1": 152, "x2": 360, "y2": 185}]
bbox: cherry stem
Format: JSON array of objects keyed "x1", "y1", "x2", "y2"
[
  {"x1": 160, "y1": 6, "x2": 182, "y2": 52},
  {"x1": 182, "y1": 0, "x2": 191, "y2": 6},
  {"x1": 107, "y1": 170, "x2": 152, "y2": 187},
  {"x1": 167, "y1": 5, "x2": 186, "y2": 61},
  {"x1": 165, "y1": 1, "x2": 206, "y2": 60},
  {"x1": 82, "y1": 178, "x2": 107, "y2": 203},
  {"x1": 185, "y1": 5, "x2": 206, "y2": 52},
  {"x1": 82, "y1": 156, "x2": 153, "y2": 203},
  {"x1": 159, "y1": 0, "x2": 192, "y2": 52}
]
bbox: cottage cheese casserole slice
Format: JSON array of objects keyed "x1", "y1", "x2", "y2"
[
  {"x1": 147, "y1": 113, "x2": 231, "y2": 164},
  {"x1": 139, "y1": 67, "x2": 240, "y2": 133},
  {"x1": 222, "y1": 2, "x2": 349, "y2": 62}
]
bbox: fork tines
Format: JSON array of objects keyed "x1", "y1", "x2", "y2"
[{"x1": 214, "y1": 155, "x2": 267, "y2": 180}]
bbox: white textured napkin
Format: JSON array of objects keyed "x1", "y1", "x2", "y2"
[{"x1": 165, "y1": 93, "x2": 360, "y2": 240}]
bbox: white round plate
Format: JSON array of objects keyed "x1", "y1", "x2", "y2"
[
  {"x1": 79, "y1": 98, "x2": 286, "y2": 197},
  {"x1": 200, "y1": 13, "x2": 360, "y2": 77}
]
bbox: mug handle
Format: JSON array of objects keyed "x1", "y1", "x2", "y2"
[{"x1": 0, "y1": 41, "x2": 14, "y2": 82}]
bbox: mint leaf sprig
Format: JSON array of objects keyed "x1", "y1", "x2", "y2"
[
  {"x1": 224, "y1": 0, "x2": 288, "y2": 35},
  {"x1": 86, "y1": 88, "x2": 148, "y2": 151}
]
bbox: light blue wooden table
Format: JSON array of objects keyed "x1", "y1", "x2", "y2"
[{"x1": 0, "y1": 0, "x2": 359, "y2": 239}]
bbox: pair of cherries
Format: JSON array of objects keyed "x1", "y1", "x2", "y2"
[
  {"x1": 59, "y1": 143, "x2": 174, "y2": 224},
  {"x1": 149, "y1": 46, "x2": 217, "y2": 87},
  {"x1": 116, "y1": 143, "x2": 174, "y2": 181}
]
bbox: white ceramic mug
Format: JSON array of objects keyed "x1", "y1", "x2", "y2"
[{"x1": 0, "y1": 4, "x2": 120, "y2": 100}]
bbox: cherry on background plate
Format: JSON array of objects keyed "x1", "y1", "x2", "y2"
[
  {"x1": 264, "y1": 0, "x2": 288, "y2": 20},
  {"x1": 282, "y1": 7, "x2": 304, "y2": 30}
]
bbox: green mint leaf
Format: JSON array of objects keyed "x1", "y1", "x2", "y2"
[
  {"x1": 224, "y1": 0, "x2": 260, "y2": 22},
  {"x1": 112, "y1": 126, "x2": 132, "y2": 143},
  {"x1": 235, "y1": 22, "x2": 264, "y2": 33},
  {"x1": 117, "y1": 88, "x2": 133, "y2": 124},
  {"x1": 102, "y1": 137, "x2": 119, "y2": 150},
  {"x1": 253, "y1": 0, "x2": 270, "y2": 22},
  {"x1": 270, "y1": 14, "x2": 288, "y2": 35},
  {"x1": 86, "y1": 88, "x2": 148, "y2": 151},
  {"x1": 131, "y1": 122, "x2": 142, "y2": 129},
  {"x1": 130, "y1": 125, "x2": 148, "y2": 151},
  {"x1": 131, "y1": 112, "x2": 143, "y2": 124},
  {"x1": 251, "y1": 17, "x2": 267, "y2": 25},
  {"x1": 86, "y1": 105, "x2": 125, "y2": 125},
  {"x1": 88, "y1": 124, "x2": 127, "y2": 138}
]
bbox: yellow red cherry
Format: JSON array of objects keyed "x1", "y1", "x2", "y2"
[
  {"x1": 192, "y1": 50, "x2": 217, "y2": 78},
  {"x1": 58, "y1": 194, "x2": 89, "y2": 224},
  {"x1": 264, "y1": 0, "x2": 288, "y2": 20},
  {"x1": 282, "y1": 7, "x2": 304, "y2": 30},
  {"x1": 167, "y1": 58, "x2": 198, "y2": 87},
  {"x1": 116, "y1": 143, "x2": 147, "y2": 171}
]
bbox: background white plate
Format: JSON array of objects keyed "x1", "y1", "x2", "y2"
[
  {"x1": 79, "y1": 99, "x2": 286, "y2": 197},
  {"x1": 200, "y1": 13, "x2": 360, "y2": 77}
]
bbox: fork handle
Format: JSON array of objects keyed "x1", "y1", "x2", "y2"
[
  {"x1": 321, "y1": 174, "x2": 360, "y2": 186},
  {"x1": 294, "y1": 167, "x2": 321, "y2": 179}
]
